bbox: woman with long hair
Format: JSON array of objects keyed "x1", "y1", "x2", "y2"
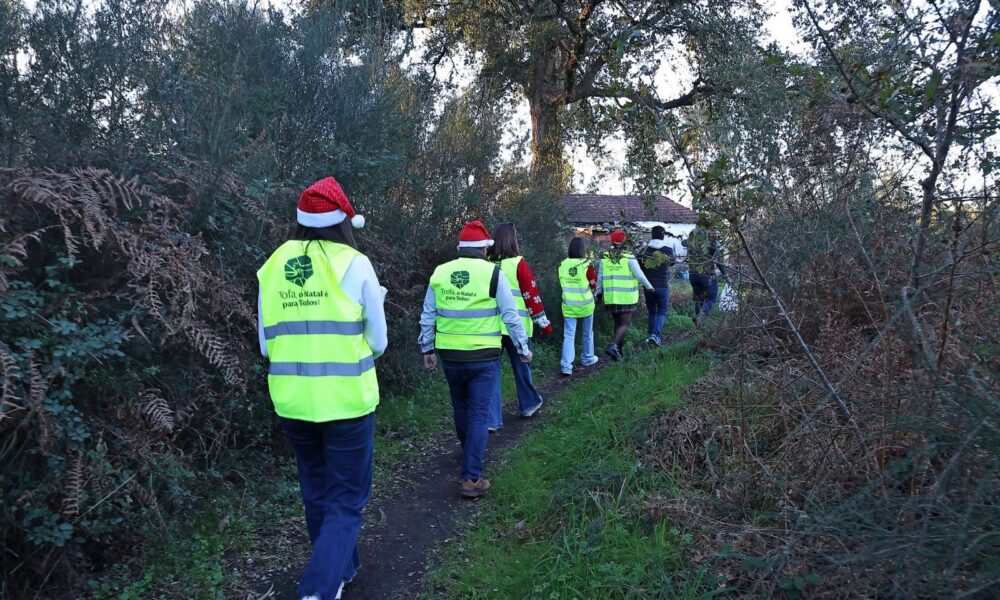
[
  {"x1": 597, "y1": 229, "x2": 653, "y2": 361},
  {"x1": 558, "y1": 237, "x2": 599, "y2": 375},
  {"x1": 486, "y1": 222, "x2": 551, "y2": 430},
  {"x1": 257, "y1": 177, "x2": 387, "y2": 600}
]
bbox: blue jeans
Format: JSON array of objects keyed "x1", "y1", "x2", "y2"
[
  {"x1": 689, "y1": 273, "x2": 719, "y2": 316},
  {"x1": 644, "y1": 287, "x2": 670, "y2": 339},
  {"x1": 489, "y1": 337, "x2": 543, "y2": 428},
  {"x1": 443, "y1": 359, "x2": 499, "y2": 481},
  {"x1": 280, "y1": 412, "x2": 375, "y2": 599},
  {"x1": 560, "y1": 313, "x2": 596, "y2": 373}
]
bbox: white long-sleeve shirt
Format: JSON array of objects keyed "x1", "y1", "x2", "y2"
[
  {"x1": 258, "y1": 253, "x2": 388, "y2": 359},
  {"x1": 417, "y1": 267, "x2": 529, "y2": 356},
  {"x1": 595, "y1": 255, "x2": 654, "y2": 295}
]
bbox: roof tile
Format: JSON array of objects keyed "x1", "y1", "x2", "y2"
[{"x1": 563, "y1": 194, "x2": 697, "y2": 224}]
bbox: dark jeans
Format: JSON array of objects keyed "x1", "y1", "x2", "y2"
[
  {"x1": 689, "y1": 273, "x2": 719, "y2": 316},
  {"x1": 488, "y1": 337, "x2": 543, "y2": 428},
  {"x1": 644, "y1": 286, "x2": 670, "y2": 339},
  {"x1": 280, "y1": 412, "x2": 375, "y2": 599},
  {"x1": 443, "y1": 359, "x2": 500, "y2": 481}
]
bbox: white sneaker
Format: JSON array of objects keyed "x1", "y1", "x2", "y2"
[
  {"x1": 301, "y1": 582, "x2": 342, "y2": 600},
  {"x1": 581, "y1": 356, "x2": 599, "y2": 367},
  {"x1": 521, "y1": 399, "x2": 543, "y2": 418}
]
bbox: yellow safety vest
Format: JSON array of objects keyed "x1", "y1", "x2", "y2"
[
  {"x1": 499, "y1": 256, "x2": 533, "y2": 337},
  {"x1": 430, "y1": 257, "x2": 502, "y2": 352},
  {"x1": 601, "y1": 252, "x2": 639, "y2": 305},
  {"x1": 558, "y1": 258, "x2": 595, "y2": 318},
  {"x1": 257, "y1": 240, "x2": 379, "y2": 423}
]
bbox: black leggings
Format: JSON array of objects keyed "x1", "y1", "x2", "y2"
[{"x1": 611, "y1": 312, "x2": 633, "y2": 348}]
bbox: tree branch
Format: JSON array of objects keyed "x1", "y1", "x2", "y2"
[
  {"x1": 801, "y1": 0, "x2": 936, "y2": 161},
  {"x1": 734, "y1": 226, "x2": 869, "y2": 450},
  {"x1": 571, "y1": 76, "x2": 714, "y2": 110}
]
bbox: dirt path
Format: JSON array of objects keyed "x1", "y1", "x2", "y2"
[{"x1": 254, "y1": 361, "x2": 606, "y2": 600}]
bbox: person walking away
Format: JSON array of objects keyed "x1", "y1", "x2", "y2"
[
  {"x1": 558, "y1": 236, "x2": 599, "y2": 375},
  {"x1": 684, "y1": 214, "x2": 726, "y2": 326},
  {"x1": 257, "y1": 177, "x2": 387, "y2": 600},
  {"x1": 486, "y1": 222, "x2": 551, "y2": 430},
  {"x1": 640, "y1": 225, "x2": 675, "y2": 346},
  {"x1": 597, "y1": 230, "x2": 654, "y2": 361},
  {"x1": 418, "y1": 221, "x2": 532, "y2": 498}
]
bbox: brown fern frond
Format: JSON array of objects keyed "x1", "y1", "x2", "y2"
[
  {"x1": 0, "y1": 343, "x2": 24, "y2": 432},
  {"x1": 130, "y1": 477, "x2": 165, "y2": 527},
  {"x1": 139, "y1": 390, "x2": 175, "y2": 433},
  {"x1": 26, "y1": 361, "x2": 51, "y2": 451},
  {"x1": 61, "y1": 450, "x2": 84, "y2": 518},
  {"x1": 188, "y1": 324, "x2": 244, "y2": 388}
]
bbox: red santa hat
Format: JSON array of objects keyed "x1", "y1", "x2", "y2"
[
  {"x1": 457, "y1": 221, "x2": 493, "y2": 248},
  {"x1": 610, "y1": 230, "x2": 628, "y2": 245},
  {"x1": 297, "y1": 177, "x2": 365, "y2": 229}
]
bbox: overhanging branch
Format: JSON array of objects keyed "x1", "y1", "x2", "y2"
[{"x1": 571, "y1": 76, "x2": 715, "y2": 110}]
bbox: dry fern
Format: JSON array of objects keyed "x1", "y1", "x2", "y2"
[
  {"x1": 0, "y1": 342, "x2": 24, "y2": 432},
  {"x1": 61, "y1": 451, "x2": 84, "y2": 518},
  {"x1": 139, "y1": 390, "x2": 175, "y2": 433}
]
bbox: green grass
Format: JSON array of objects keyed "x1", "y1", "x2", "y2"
[
  {"x1": 89, "y1": 342, "x2": 565, "y2": 598},
  {"x1": 89, "y1": 320, "x2": 696, "y2": 598},
  {"x1": 424, "y1": 342, "x2": 709, "y2": 599}
]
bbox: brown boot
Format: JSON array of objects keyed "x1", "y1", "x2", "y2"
[{"x1": 460, "y1": 478, "x2": 491, "y2": 498}]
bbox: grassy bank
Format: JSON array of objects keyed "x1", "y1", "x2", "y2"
[{"x1": 424, "y1": 338, "x2": 709, "y2": 599}]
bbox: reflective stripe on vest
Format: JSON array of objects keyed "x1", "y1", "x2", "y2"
[
  {"x1": 257, "y1": 240, "x2": 379, "y2": 423},
  {"x1": 601, "y1": 254, "x2": 639, "y2": 305},
  {"x1": 558, "y1": 258, "x2": 595, "y2": 318},
  {"x1": 499, "y1": 256, "x2": 533, "y2": 337},
  {"x1": 263, "y1": 320, "x2": 365, "y2": 339},
  {"x1": 430, "y1": 257, "x2": 502, "y2": 352},
  {"x1": 269, "y1": 355, "x2": 376, "y2": 377}
]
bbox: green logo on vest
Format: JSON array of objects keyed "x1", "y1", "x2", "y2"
[
  {"x1": 450, "y1": 270, "x2": 470, "y2": 289},
  {"x1": 284, "y1": 256, "x2": 314, "y2": 287},
  {"x1": 568, "y1": 266, "x2": 578, "y2": 277}
]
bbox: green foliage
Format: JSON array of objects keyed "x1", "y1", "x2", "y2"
[
  {"x1": 425, "y1": 343, "x2": 709, "y2": 598},
  {"x1": 413, "y1": 0, "x2": 765, "y2": 180},
  {"x1": 0, "y1": 0, "x2": 547, "y2": 594}
]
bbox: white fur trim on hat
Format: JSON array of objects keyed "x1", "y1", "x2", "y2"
[
  {"x1": 297, "y1": 208, "x2": 347, "y2": 228},
  {"x1": 351, "y1": 214, "x2": 366, "y2": 229},
  {"x1": 458, "y1": 239, "x2": 494, "y2": 248}
]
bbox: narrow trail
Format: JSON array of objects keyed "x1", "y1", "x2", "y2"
[{"x1": 256, "y1": 359, "x2": 609, "y2": 600}]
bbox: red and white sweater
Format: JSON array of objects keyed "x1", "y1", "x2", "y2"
[{"x1": 514, "y1": 258, "x2": 554, "y2": 335}]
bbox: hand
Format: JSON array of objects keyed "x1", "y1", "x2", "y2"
[
  {"x1": 519, "y1": 350, "x2": 533, "y2": 364},
  {"x1": 540, "y1": 324, "x2": 554, "y2": 336},
  {"x1": 423, "y1": 353, "x2": 437, "y2": 373}
]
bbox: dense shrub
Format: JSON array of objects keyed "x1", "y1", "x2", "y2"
[
  {"x1": 0, "y1": 0, "x2": 565, "y2": 594},
  {"x1": 640, "y1": 1, "x2": 1000, "y2": 592}
]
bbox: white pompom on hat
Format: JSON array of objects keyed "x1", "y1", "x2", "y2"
[
  {"x1": 296, "y1": 177, "x2": 365, "y2": 229},
  {"x1": 457, "y1": 220, "x2": 494, "y2": 248}
]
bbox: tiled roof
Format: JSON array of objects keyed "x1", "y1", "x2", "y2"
[{"x1": 563, "y1": 194, "x2": 697, "y2": 225}]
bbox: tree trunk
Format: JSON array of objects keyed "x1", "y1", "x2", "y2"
[{"x1": 526, "y1": 45, "x2": 566, "y2": 190}]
